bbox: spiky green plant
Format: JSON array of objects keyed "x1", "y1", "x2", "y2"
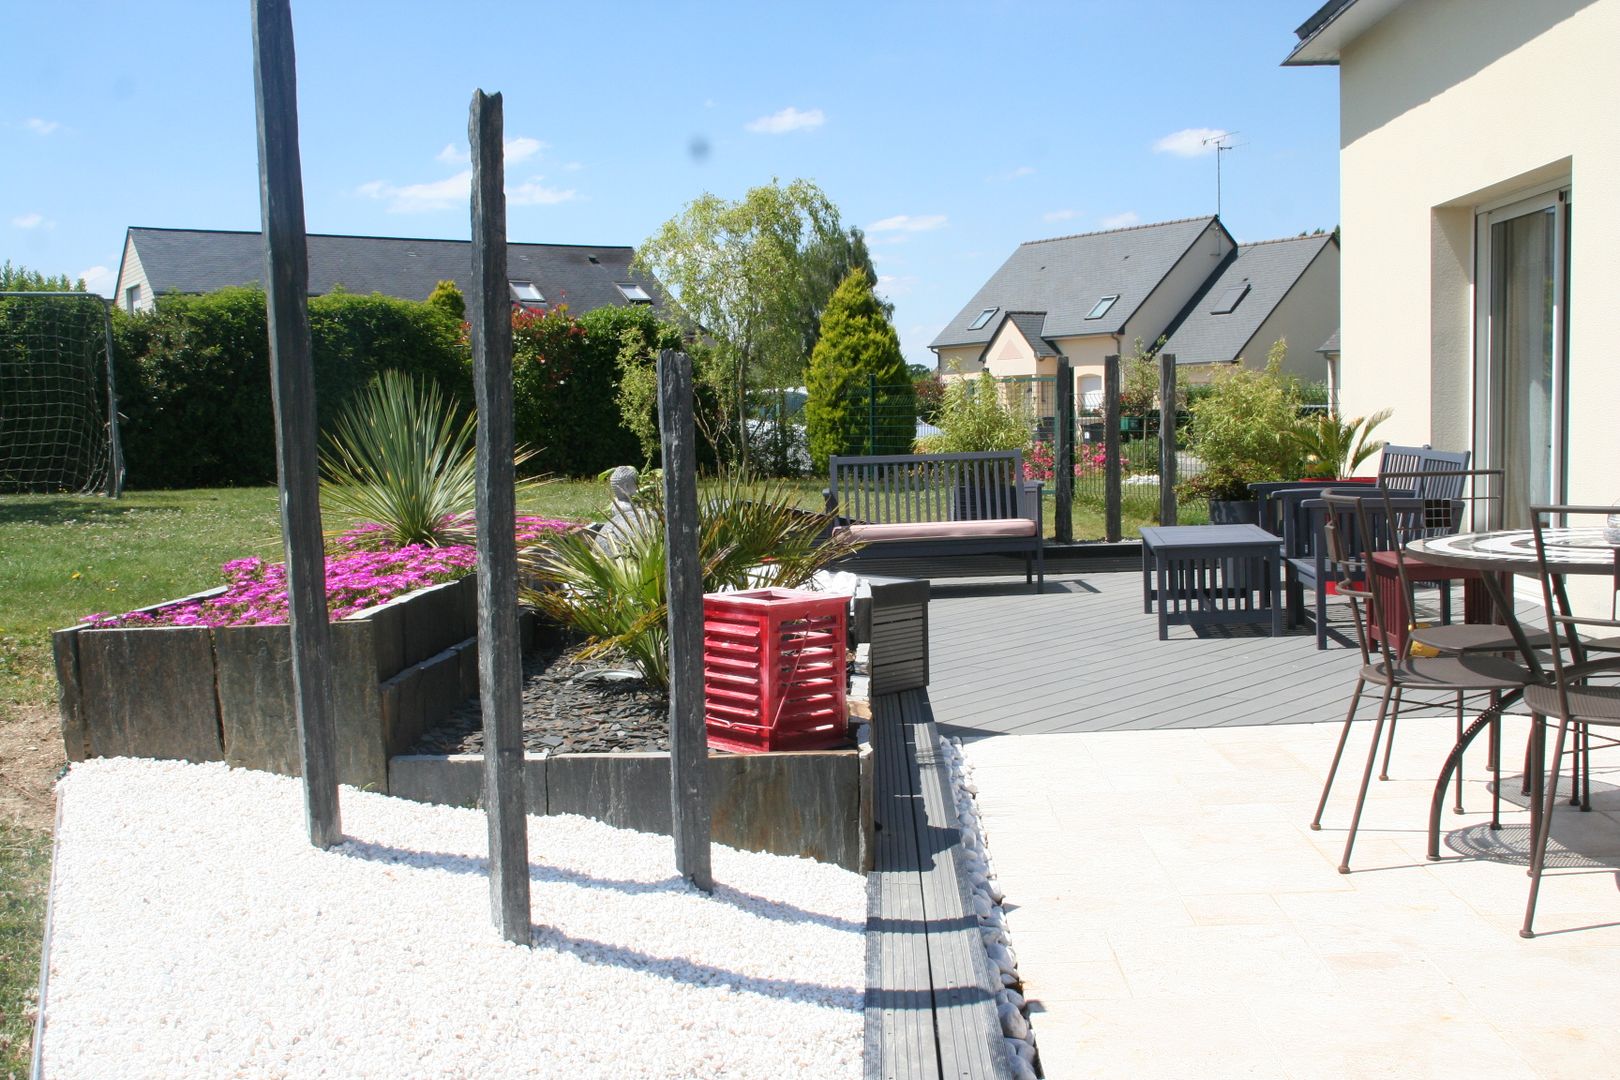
[
  {"x1": 320, "y1": 370, "x2": 533, "y2": 548},
  {"x1": 1287, "y1": 408, "x2": 1393, "y2": 479},
  {"x1": 521, "y1": 474, "x2": 856, "y2": 690}
]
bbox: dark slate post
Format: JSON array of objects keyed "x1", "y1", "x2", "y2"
[
  {"x1": 1158, "y1": 352, "x2": 1178, "y2": 527},
  {"x1": 250, "y1": 0, "x2": 339, "y2": 849},
  {"x1": 1104, "y1": 353, "x2": 1122, "y2": 543},
  {"x1": 468, "y1": 89, "x2": 531, "y2": 945},
  {"x1": 658, "y1": 349, "x2": 714, "y2": 893},
  {"x1": 1053, "y1": 358, "x2": 1074, "y2": 543}
]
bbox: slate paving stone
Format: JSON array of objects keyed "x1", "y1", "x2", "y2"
[{"x1": 409, "y1": 640, "x2": 671, "y2": 756}]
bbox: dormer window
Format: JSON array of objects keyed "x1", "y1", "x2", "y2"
[
  {"x1": 616, "y1": 282, "x2": 653, "y2": 303},
  {"x1": 967, "y1": 307, "x2": 998, "y2": 331},
  {"x1": 509, "y1": 281, "x2": 544, "y2": 304},
  {"x1": 1209, "y1": 283, "x2": 1250, "y2": 314},
  {"x1": 1085, "y1": 295, "x2": 1119, "y2": 320}
]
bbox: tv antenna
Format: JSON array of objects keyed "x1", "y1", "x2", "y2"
[{"x1": 1203, "y1": 131, "x2": 1240, "y2": 217}]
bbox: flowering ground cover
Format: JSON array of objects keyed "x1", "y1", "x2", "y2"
[{"x1": 81, "y1": 516, "x2": 571, "y2": 629}]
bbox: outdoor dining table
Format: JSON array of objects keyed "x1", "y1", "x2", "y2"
[{"x1": 1406, "y1": 527, "x2": 1620, "y2": 859}]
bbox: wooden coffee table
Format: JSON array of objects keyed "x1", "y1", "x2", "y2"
[{"x1": 1140, "y1": 525, "x2": 1285, "y2": 640}]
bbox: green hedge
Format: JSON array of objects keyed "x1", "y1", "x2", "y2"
[
  {"x1": 511, "y1": 303, "x2": 679, "y2": 477},
  {"x1": 113, "y1": 287, "x2": 468, "y2": 488},
  {"x1": 112, "y1": 288, "x2": 680, "y2": 488}
]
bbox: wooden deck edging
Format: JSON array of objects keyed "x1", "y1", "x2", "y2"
[{"x1": 866, "y1": 689, "x2": 1014, "y2": 1080}]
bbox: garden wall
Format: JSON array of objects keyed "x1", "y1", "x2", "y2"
[{"x1": 53, "y1": 575, "x2": 484, "y2": 791}]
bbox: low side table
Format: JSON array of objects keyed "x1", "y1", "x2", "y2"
[{"x1": 1140, "y1": 525, "x2": 1285, "y2": 640}]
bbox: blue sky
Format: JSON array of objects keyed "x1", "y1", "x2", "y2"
[{"x1": 3, "y1": 0, "x2": 1339, "y2": 367}]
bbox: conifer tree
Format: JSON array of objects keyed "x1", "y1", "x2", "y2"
[{"x1": 805, "y1": 268, "x2": 915, "y2": 471}]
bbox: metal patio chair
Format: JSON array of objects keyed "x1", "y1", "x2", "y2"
[
  {"x1": 1519, "y1": 504, "x2": 1620, "y2": 937},
  {"x1": 1309, "y1": 490, "x2": 1532, "y2": 873}
]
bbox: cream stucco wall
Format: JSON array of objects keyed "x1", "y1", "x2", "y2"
[
  {"x1": 980, "y1": 318, "x2": 1044, "y2": 378},
  {"x1": 1336, "y1": 0, "x2": 1619, "y2": 502},
  {"x1": 935, "y1": 344, "x2": 984, "y2": 379},
  {"x1": 1242, "y1": 243, "x2": 1340, "y2": 385}
]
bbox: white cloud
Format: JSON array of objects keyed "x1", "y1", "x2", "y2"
[
  {"x1": 358, "y1": 170, "x2": 575, "y2": 212},
  {"x1": 505, "y1": 136, "x2": 544, "y2": 163},
  {"x1": 744, "y1": 106, "x2": 825, "y2": 134},
  {"x1": 508, "y1": 178, "x2": 576, "y2": 206},
  {"x1": 24, "y1": 117, "x2": 60, "y2": 136},
  {"x1": 435, "y1": 143, "x2": 464, "y2": 165},
  {"x1": 1153, "y1": 127, "x2": 1230, "y2": 157},
  {"x1": 876, "y1": 274, "x2": 917, "y2": 298},
  {"x1": 11, "y1": 212, "x2": 51, "y2": 229},
  {"x1": 992, "y1": 165, "x2": 1036, "y2": 181},
  {"x1": 78, "y1": 265, "x2": 115, "y2": 296},
  {"x1": 357, "y1": 172, "x2": 470, "y2": 213},
  {"x1": 1042, "y1": 209, "x2": 1079, "y2": 223},
  {"x1": 563, "y1": 161, "x2": 584, "y2": 172},
  {"x1": 867, "y1": 214, "x2": 947, "y2": 234},
  {"x1": 1100, "y1": 211, "x2": 1141, "y2": 229}
]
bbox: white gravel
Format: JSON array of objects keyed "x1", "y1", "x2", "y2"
[{"x1": 41, "y1": 759, "x2": 865, "y2": 1079}]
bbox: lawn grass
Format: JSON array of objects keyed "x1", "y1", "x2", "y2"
[{"x1": 0, "y1": 822, "x2": 49, "y2": 1079}]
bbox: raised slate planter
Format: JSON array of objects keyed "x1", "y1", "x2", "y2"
[
  {"x1": 389, "y1": 743, "x2": 875, "y2": 872},
  {"x1": 53, "y1": 574, "x2": 488, "y2": 791}
]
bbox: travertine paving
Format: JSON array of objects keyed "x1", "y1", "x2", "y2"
[
  {"x1": 919, "y1": 567, "x2": 1619, "y2": 1078},
  {"x1": 965, "y1": 719, "x2": 1620, "y2": 1080}
]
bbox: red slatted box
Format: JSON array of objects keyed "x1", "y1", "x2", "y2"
[{"x1": 702, "y1": 588, "x2": 850, "y2": 752}]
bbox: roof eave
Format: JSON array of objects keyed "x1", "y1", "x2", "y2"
[{"x1": 1281, "y1": 0, "x2": 1408, "y2": 67}]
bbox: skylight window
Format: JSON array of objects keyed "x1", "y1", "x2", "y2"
[
  {"x1": 616, "y1": 282, "x2": 653, "y2": 303},
  {"x1": 967, "y1": 307, "x2": 998, "y2": 331},
  {"x1": 1085, "y1": 295, "x2": 1119, "y2": 320},
  {"x1": 1210, "y1": 283, "x2": 1250, "y2": 314},
  {"x1": 509, "y1": 281, "x2": 544, "y2": 303}
]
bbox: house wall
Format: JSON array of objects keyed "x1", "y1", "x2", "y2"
[
  {"x1": 981, "y1": 320, "x2": 1042, "y2": 378},
  {"x1": 113, "y1": 234, "x2": 154, "y2": 313},
  {"x1": 1121, "y1": 221, "x2": 1233, "y2": 351},
  {"x1": 1336, "y1": 0, "x2": 1619, "y2": 502},
  {"x1": 1239, "y1": 243, "x2": 1339, "y2": 385},
  {"x1": 935, "y1": 344, "x2": 984, "y2": 378}
]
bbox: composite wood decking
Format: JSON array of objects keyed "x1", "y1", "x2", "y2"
[{"x1": 866, "y1": 689, "x2": 1013, "y2": 1080}]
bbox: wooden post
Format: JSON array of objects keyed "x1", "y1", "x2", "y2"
[
  {"x1": 250, "y1": 0, "x2": 339, "y2": 849},
  {"x1": 1053, "y1": 358, "x2": 1073, "y2": 543},
  {"x1": 659, "y1": 349, "x2": 714, "y2": 893},
  {"x1": 1158, "y1": 352, "x2": 1178, "y2": 527},
  {"x1": 1104, "y1": 353, "x2": 1122, "y2": 543},
  {"x1": 468, "y1": 89, "x2": 531, "y2": 945}
]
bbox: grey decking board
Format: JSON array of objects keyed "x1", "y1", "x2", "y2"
[{"x1": 866, "y1": 691, "x2": 1013, "y2": 1080}]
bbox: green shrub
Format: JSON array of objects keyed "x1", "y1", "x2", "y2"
[
  {"x1": 511, "y1": 303, "x2": 681, "y2": 478},
  {"x1": 918, "y1": 369, "x2": 1033, "y2": 455},
  {"x1": 1178, "y1": 342, "x2": 1303, "y2": 501},
  {"x1": 805, "y1": 269, "x2": 914, "y2": 472},
  {"x1": 114, "y1": 287, "x2": 468, "y2": 488}
]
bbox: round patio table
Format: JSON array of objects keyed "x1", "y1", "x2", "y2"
[{"x1": 1406, "y1": 527, "x2": 1620, "y2": 859}]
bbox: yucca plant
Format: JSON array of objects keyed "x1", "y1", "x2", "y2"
[
  {"x1": 1287, "y1": 407, "x2": 1393, "y2": 480},
  {"x1": 521, "y1": 474, "x2": 857, "y2": 691},
  {"x1": 321, "y1": 370, "x2": 534, "y2": 548}
]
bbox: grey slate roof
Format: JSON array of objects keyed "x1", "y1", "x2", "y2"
[
  {"x1": 930, "y1": 216, "x2": 1225, "y2": 350},
  {"x1": 1158, "y1": 233, "x2": 1337, "y2": 366},
  {"x1": 1003, "y1": 311, "x2": 1058, "y2": 358},
  {"x1": 122, "y1": 227, "x2": 665, "y2": 314},
  {"x1": 1317, "y1": 328, "x2": 1341, "y2": 354}
]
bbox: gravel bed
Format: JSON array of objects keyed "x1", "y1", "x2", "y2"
[
  {"x1": 41, "y1": 759, "x2": 865, "y2": 1079},
  {"x1": 411, "y1": 641, "x2": 670, "y2": 756}
]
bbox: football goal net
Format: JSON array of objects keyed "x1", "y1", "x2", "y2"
[{"x1": 0, "y1": 291, "x2": 124, "y2": 496}]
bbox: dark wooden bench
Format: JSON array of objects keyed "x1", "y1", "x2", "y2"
[{"x1": 826, "y1": 451, "x2": 1045, "y2": 592}]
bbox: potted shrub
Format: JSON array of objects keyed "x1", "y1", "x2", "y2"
[
  {"x1": 1285, "y1": 408, "x2": 1392, "y2": 481},
  {"x1": 1176, "y1": 345, "x2": 1304, "y2": 524}
]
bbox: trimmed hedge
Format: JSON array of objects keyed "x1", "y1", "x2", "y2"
[
  {"x1": 112, "y1": 288, "x2": 683, "y2": 488},
  {"x1": 113, "y1": 288, "x2": 469, "y2": 488}
]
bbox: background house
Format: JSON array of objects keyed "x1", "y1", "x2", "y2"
[
  {"x1": 1284, "y1": 0, "x2": 1616, "y2": 525},
  {"x1": 113, "y1": 227, "x2": 666, "y2": 316},
  {"x1": 929, "y1": 216, "x2": 1339, "y2": 408}
]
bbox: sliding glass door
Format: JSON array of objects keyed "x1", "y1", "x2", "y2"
[{"x1": 1477, "y1": 189, "x2": 1570, "y2": 527}]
